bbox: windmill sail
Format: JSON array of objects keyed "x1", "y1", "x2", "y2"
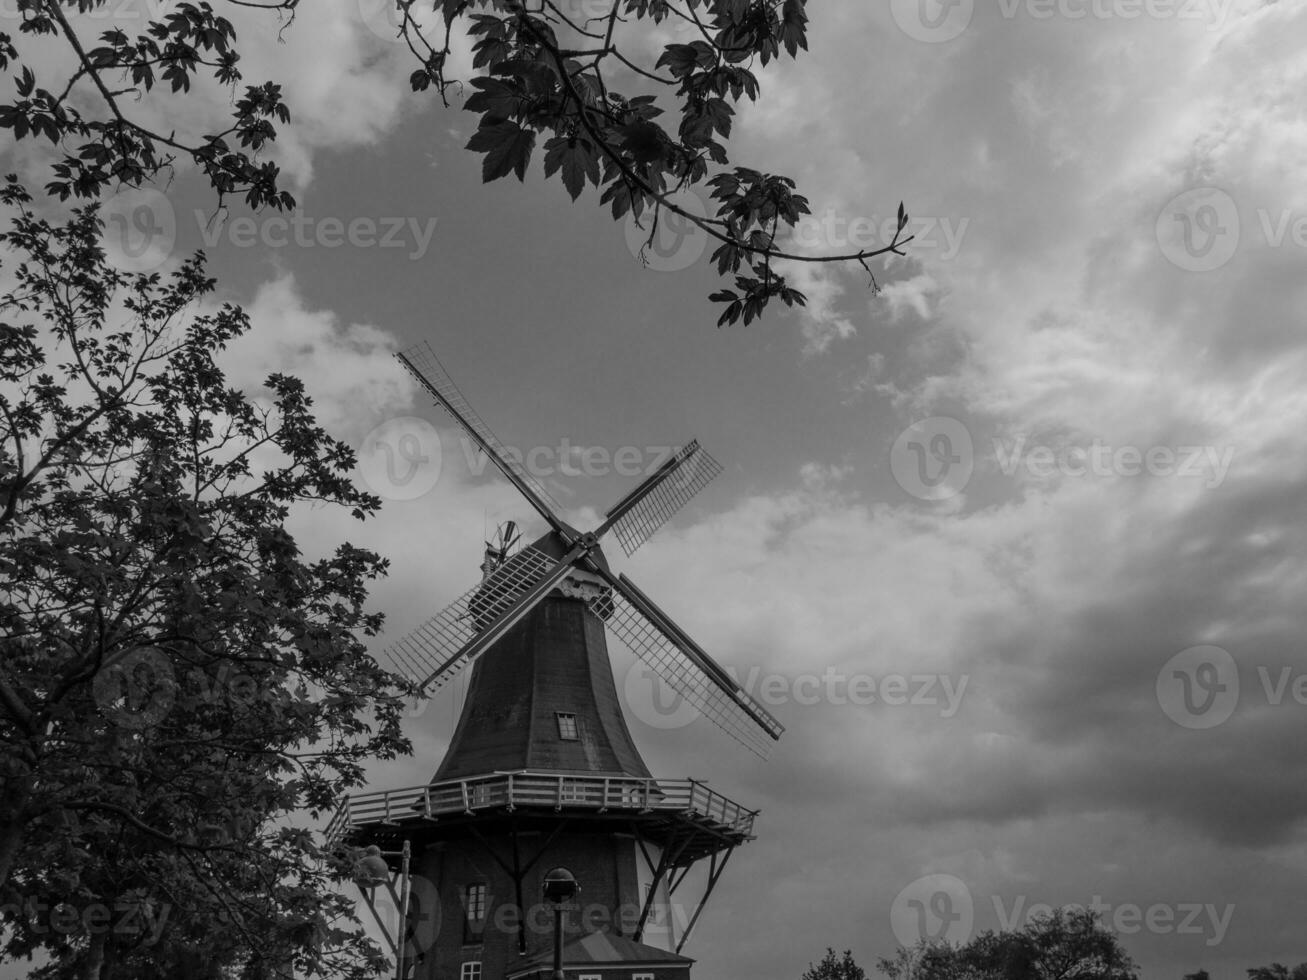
[
  {"x1": 592, "y1": 572, "x2": 784, "y2": 759},
  {"x1": 601, "y1": 440, "x2": 723, "y2": 557},
  {"x1": 397, "y1": 342, "x2": 566, "y2": 530},
  {"x1": 384, "y1": 544, "x2": 571, "y2": 692},
  {"x1": 389, "y1": 341, "x2": 783, "y2": 759}
]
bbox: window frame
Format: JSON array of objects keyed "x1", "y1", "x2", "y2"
[
  {"x1": 462, "y1": 882, "x2": 488, "y2": 945},
  {"x1": 555, "y1": 711, "x2": 579, "y2": 740}
]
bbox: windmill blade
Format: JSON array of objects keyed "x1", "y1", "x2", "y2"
[
  {"x1": 384, "y1": 543, "x2": 578, "y2": 693},
  {"x1": 397, "y1": 342, "x2": 568, "y2": 534},
  {"x1": 598, "y1": 440, "x2": 723, "y2": 557},
  {"x1": 590, "y1": 571, "x2": 784, "y2": 758}
]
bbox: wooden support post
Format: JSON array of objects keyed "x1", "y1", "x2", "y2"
[
  {"x1": 359, "y1": 886, "x2": 399, "y2": 957},
  {"x1": 676, "y1": 847, "x2": 734, "y2": 954},
  {"x1": 634, "y1": 847, "x2": 672, "y2": 943},
  {"x1": 511, "y1": 825, "x2": 527, "y2": 954},
  {"x1": 395, "y1": 840, "x2": 411, "y2": 980}
]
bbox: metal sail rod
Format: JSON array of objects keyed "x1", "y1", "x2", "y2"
[
  {"x1": 416, "y1": 546, "x2": 584, "y2": 692},
  {"x1": 601, "y1": 439, "x2": 723, "y2": 558},
  {"x1": 616, "y1": 573, "x2": 773, "y2": 726},
  {"x1": 587, "y1": 567, "x2": 783, "y2": 752},
  {"x1": 396, "y1": 345, "x2": 572, "y2": 541},
  {"x1": 594, "y1": 441, "x2": 698, "y2": 539}
]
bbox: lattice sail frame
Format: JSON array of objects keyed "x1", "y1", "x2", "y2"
[
  {"x1": 595, "y1": 588, "x2": 782, "y2": 759},
  {"x1": 397, "y1": 342, "x2": 564, "y2": 516},
  {"x1": 607, "y1": 440, "x2": 723, "y2": 557},
  {"x1": 384, "y1": 545, "x2": 558, "y2": 692}
]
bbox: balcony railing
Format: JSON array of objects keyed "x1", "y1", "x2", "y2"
[{"x1": 325, "y1": 772, "x2": 757, "y2": 843}]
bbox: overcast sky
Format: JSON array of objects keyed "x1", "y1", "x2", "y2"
[{"x1": 8, "y1": 0, "x2": 1307, "y2": 977}]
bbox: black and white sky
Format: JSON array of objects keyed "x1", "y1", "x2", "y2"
[{"x1": 8, "y1": 0, "x2": 1307, "y2": 977}]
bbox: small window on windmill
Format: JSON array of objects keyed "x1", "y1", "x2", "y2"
[
  {"x1": 460, "y1": 963, "x2": 482, "y2": 980},
  {"x1": 556, "y1": 712, "x2": 579, "y2": 740},
  {"x1": 463, "y1": 883, "x2": 487, "y2": 944}
]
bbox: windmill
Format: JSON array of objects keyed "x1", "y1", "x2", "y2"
[
  {"x1": 330, "y1": 341, "x2": 783, "y2": 980},
  {"x1": 383, "y1": 341, "x2": 783, "y2": 759}
]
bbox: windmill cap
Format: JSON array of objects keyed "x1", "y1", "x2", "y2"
[{"x1": 528, "y1": 528, "x2": 612, "y2": 576}]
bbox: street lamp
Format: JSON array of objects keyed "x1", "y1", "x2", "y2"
[{"x1": 542, "y1": 867, "x2": 579, "y2": 980}]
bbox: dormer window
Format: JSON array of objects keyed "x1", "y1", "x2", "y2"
[{"x1": 556, "y1": 712, "x2": 578, "y2": 740}]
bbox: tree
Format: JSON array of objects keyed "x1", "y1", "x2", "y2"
[
  {"x1": 0, "y1": 177, "x2": 409, "y2": 977},
  {"x1": 0, "y1": 0, "x2": 912, "y2": 325},
  {"x1": 1248, "y1": 965, "x2": 1307, "y2": 980},
  {"x1": 878, "y1": 909, "x2": 1139, "y2": 980},
  {"x1": 1182, "y1": 971, "x2": 1210, "y2": 980},
  {"x1": 804, "y1": 948, "x2": 869, "y2": 980}
]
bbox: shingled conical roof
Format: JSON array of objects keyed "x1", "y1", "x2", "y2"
[{"x1": 431, "y1": 533, "x2": 652, "y2": 781}]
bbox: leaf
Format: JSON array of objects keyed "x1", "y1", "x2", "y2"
[
  {"x1": 543, "y1": 136, "x2": 599, "y2": 201},
  {"x1": 464, "y1": 76, "x2": 521, "y2": 121},
  {"x1": 619, "y1": 119, "x2": 665, "y2": 165},
  {"x1": 465, "y1": 119, "x2": 535, "y2": 182}
]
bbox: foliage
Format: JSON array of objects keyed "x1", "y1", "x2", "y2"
[
  {"x1": 0, "y1": 176, "x2": 410, "y2": 978},
  {"x1": 803, "y1": 948, "x2": 869, "y2": 980},
  {"x1": 0, "y1": 0, "x2": 911, "y2": 325},
  {"x1": 1247, "y1": 965, "x2": 1307, "y2": 980},
  {"x1": 877, "y1": 909, "x2": 1139, "y2": 980}
]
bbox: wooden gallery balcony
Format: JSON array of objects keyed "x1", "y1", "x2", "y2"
[{"x1": 325, "y1": 772, "x2": 758, "y2": 866}]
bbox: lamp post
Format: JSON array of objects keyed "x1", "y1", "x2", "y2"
[
  {"x1": 541, "y1": 867, "x2": 579, "y2": 980},
  {"x1": 350, "y1": 842, "x2": 412, "y2": 980}
]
